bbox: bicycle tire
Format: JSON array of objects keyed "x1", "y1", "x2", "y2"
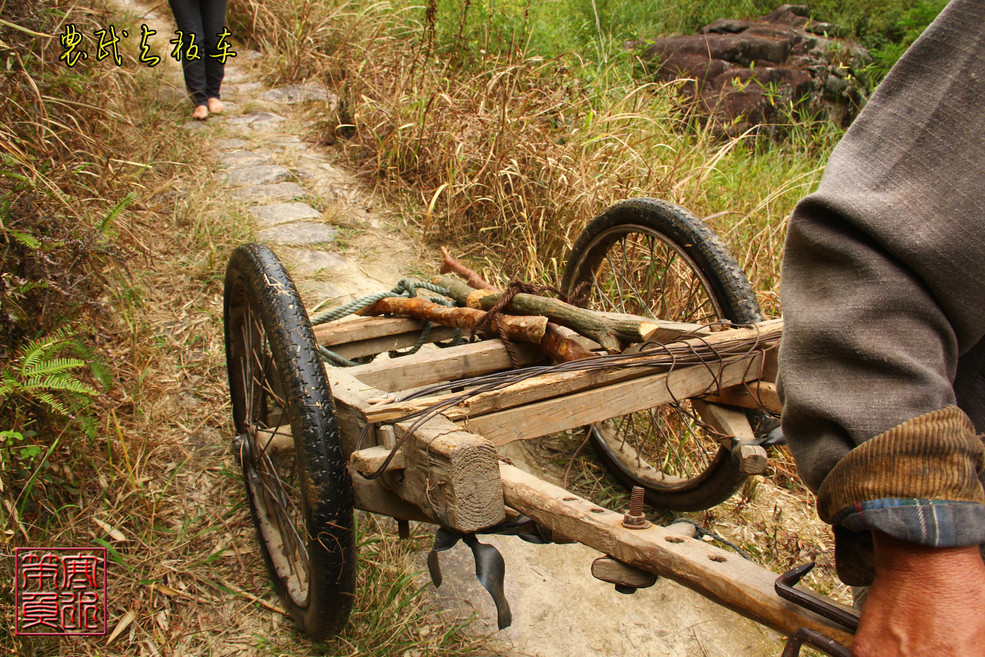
[
  {"x1": 561, "y1": 198, "x2": 763, "y2": 511},
  {"x1": 224, "y1": 242, "x2": 355, "y2": 639}
]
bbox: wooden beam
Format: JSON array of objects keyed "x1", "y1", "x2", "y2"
[
  {"x1": 325, "y1": 326, "x2": 460, "y2": 360},
  {"x1": 347, "y1": 339, "x2": 546, "y2": 392},
  {"x1": 704, "y1": 381, "x2": 781, "y2": 414},
  {"x1": 327, "y1": 369, "x2": 505, "y2": 532},
  {"x1": 362, "y1": 322, "x2": 781, "y2": 425},
  {"x1": 466, "y1": 353, "x2": 765, "y2": 445},
  {"x1": 499, "y1": 464, "x2": 855, "y2": 646},
  {"x1": 349, "y1": 469, "x2": 434, "y2": 523},
  {"x1": 314, "y1": 316, "x2": 428, "y2": 346},
  {"x1": 692, "y1": 401, "x2": 767, "y2": 475}
]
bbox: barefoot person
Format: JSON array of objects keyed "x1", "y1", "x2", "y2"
[
  {"x1": 778, "y1": 0, "x2": 985, "y2": 653},
  {"x1": 168, "y1": 0, "x2": 228, "y2": 120}
]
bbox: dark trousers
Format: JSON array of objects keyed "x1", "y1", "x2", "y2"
[{"x1": 168, "y1": 0, "x2": 228, "y2": 106}]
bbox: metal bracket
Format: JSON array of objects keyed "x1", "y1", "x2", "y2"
[{"x1": 775, "y1": 563, "x2": 858, "y2": 657}]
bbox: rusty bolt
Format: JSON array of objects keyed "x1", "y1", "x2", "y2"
[{"x1": 622, "y1": 486, "x2": 651, "y2": 529}]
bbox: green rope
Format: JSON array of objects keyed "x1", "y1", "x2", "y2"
[
  {"x1": 310, "y1": 278, "x2": 454, "y2": 326},
  {"x1": 312, "y1": 279, "x2": 458, "y2": 366}
]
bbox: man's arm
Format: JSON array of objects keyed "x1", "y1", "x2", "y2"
[{"x1": 852, "y1": 532, "x2": 985, "y2": 656}]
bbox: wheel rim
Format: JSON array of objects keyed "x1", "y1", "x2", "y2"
[
  {"x1": 229, "y1": 284, "x2": 311, "y2": 608},
  {"x1": 576, "y1": 224, "x2": 725, "y2": 323},
  {"x1": 573, "y1": 223, "x2": 729, "y2": 490}
]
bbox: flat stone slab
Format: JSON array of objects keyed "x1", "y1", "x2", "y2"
[
  {"x1": 230, "y1": 182, "x2": 307, "y2": 202},
  {"x1": 263, "y1": 82, "x2": 334, "y2": 104},
  {"x1": 223, "y1": 164, "x2": 291, "y2": 186},
  {"x1": 281, "y1": 248, "x2": 347, "y2": 275},
  {"x1": 180, "y1": 120, "x2": 208, "y2": 131},
  {"x1": 217, "y1": 150, "x2": 272, "y2": 168},
  {"x1": 216, "y1": 138, "x2": 249, "y2": 149},
  {"x1": 249, "y1": 202, "x2": 321, "y2": 226},
  {"x1": 228, "y1": 81, "x2": 263, "y2": 94},
  {"x1": 225, "y1": 111, "x2": 287, "y2": 129},
  {"x1": 258, "y1": 222, "x2": 338, "y2": 245}
]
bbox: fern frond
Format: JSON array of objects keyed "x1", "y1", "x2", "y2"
[
  {"x1": 22, "y1": 357, "x2": 87, "y2": 378},
  {"x1": 100, "y1": 191, "x2": 136, "y2": 232},
  {"x1": 29, "y1": 390, "x2": 72, "y2": 417},
  {"x1": 26, "y1": 375, "x2": 99, "y2": 398}
]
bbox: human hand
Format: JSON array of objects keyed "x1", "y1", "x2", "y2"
[{"x1": 852, "y1": 531, "x2": 985, "y2": 656}]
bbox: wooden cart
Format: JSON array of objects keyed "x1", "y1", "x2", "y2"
[{"x1": 222, "y1": 199, "x2": 856, "y2": 655}]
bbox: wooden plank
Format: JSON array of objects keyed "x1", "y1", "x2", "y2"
[
  {"x1": 692, "y1": 401, "x2": 768, "y2": 475},
  {"x1": 350, "y1": 445, "x2": 405, "y2": 476},
  {"x1": 314, "y1": 316, "x2": 428, "y2": 346},
  {"x1": 692, "y1": 400, "x2": 755, "y2": 439},
  {"x1": 328, "y1": 326, "x2": 460, "y2": 360},
  {"x1": 327, "y1": 369, "x2": 505, "y2": 532},
  {"x1": 348, "y1": 339, "x2": 546, "y2": 392},
  {"x1": 363, "y1": 322, "x2": 781, "y2": 424},
  {"x1": 704, "y1": 381, "x2": 781, "y2": 414},
  {"x1": 499, "y1": 463, "x2": 855, "y2": 646},
  {"x1": 467, "y1": 353, "x2": 764, "y2": 445}
]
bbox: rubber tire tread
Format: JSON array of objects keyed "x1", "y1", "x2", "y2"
[
  {"x1": 561, "y1": 198, "x2": 763, "y2": 511},
  {"x1": 224, "y1": 242, "x2": 355, "y2": 639}
]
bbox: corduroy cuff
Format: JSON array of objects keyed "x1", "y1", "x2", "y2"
[{"x1": 817, "y1": 406, "x2": 985, "y2": 524}]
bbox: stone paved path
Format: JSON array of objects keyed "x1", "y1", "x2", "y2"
[
  {"x1": 197, "y1": 62, "x2": 421, "y2": 310},
  {"x1": 155, "y1": 23, "x2": 780, "y2": 657}
]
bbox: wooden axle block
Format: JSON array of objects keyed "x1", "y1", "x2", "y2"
[
  {"x1": 329, "y1": 369, "x2": 506, "y2": 533},
  {"x1": 735, "y1": 443, "x2": 769, "y2": 475},
  {"x1": 591, "y1": 556, "x2": 658, "y2": 590}
]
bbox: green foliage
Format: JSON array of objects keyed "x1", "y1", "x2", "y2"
[
  {"x1": 0, "y1": 328, "x2": 102, "y2": 456},
  {"x1": 868, "y1": 0, "x2": 948, "y2": 78}
]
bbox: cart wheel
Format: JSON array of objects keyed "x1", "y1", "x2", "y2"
[
  {"x1": 224, "y1": 243, "x2": 355, "y2": 639},
  {"x1": 561, "y1": 198, "x2": 763, "y2": 511}
]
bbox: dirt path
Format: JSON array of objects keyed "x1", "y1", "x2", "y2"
[{"x1": 115, "y1": 2, "x2": 784, "y2": 654}]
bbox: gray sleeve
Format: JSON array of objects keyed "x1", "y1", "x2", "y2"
[{"x1": 778, "y1": 0, "x2": 985, "y2": 494}]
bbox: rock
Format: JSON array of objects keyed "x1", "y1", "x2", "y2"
[
  {"x1": 231, "y1": 182, "x2": 308, "y2": 202},
  {"x1": 258, "y1": 222, "x2": 338, "y2": 245},
  {"x1": 225, "y1": 111, "x2": 287, "y2": 130},
  {"x1": 216, "y1": 138, "x2": 249, "y2": 149},
  {"x1": 222, "y1": 164, "x2": 291, "y2": 186},
  {"x1": 217, "y1": 150, "x2": 272, "y2": 168},
  {"x1": 263, "y1": 82, "x2": 336, "y2": 105},
  {"x1": 281, "y1": 248, "x2": 347, "y2": 275},
  {"x1": 181, "y1": 120, "x2": 208, "y2": 131},
  {"x1": 640, "y1": 5, "x2": 870, "y2": 137},
  {"x1": 248, "y1": 202, "x2": 321, "y2": 226}
]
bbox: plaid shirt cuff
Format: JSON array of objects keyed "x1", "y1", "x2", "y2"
[{"x1": 831, "y1": 498, "x2": 985, "y2": 548}]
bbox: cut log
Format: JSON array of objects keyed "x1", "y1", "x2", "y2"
[
  {"x1": 435, "y1": 275, "x2": 662, "y2": 351},
  {"x1": 327, "y1": 368, "x2": 505, "y2": 532},
  {"x1": 500, "y1": 463, "x2": 855, "y2": 646},
  {"x1": 440, "y1": 246, "x2": 497, "y2": 291},
  {"x1": 357, "y1": 295, "x2": 548, "y2": 345}
]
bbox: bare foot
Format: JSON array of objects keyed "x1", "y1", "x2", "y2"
[
  {"x1": 207, "y1": 97, "x2": 225, "y2": 114},
  {"x1": 192, "y1": 105, "x2": 209, "y2": 120}
]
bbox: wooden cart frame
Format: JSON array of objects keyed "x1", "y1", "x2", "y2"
[{"x1": 223, "y1": 199, "x2": 857, "y2": 655}]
